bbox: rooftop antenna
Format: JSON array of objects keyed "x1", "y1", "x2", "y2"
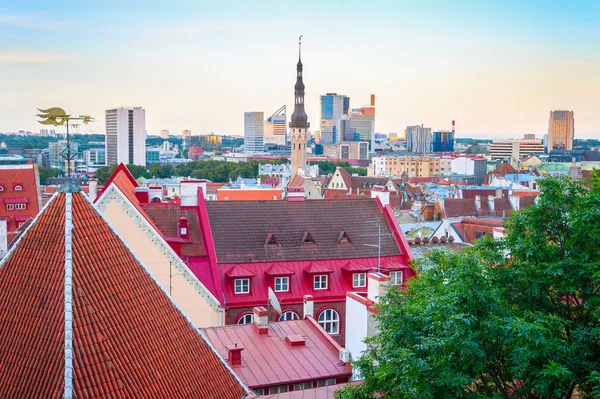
[{"x1": 361, "y1": 220, "x2": 392, "y2": 273}]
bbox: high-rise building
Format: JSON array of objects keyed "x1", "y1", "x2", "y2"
[
  {"x1": 190, "y1": 134, "x2": 222, "y2": 152},
  {"x1": 181, "y1": 130, "x2": 191, "y2": 139},
  {"x1": 319, "y1": 93, "x2": 349, "y2": 144},
  {"x1": 48, "y1": 140, "x2": 79, "y2": 170},
  {"x1": 406, "y1": 125, "x2": 432, "y2": 153},
  {"x1": 432, "y1": 131, "x2": 455, "y2": 152},
  {"x1": 264, "y1": 105, "x2": 287, "y2": 145},
  {"x1": 105, "y1": 107, "x2": 146, "y2": 166},
  {"x1": 160, "y1": 129, "x2": 169, "y2": 139},
  {"x1": 290, "y1": 38, "x2": 310, "y2": 176},
  {"x1": 489, "y1": 138, "x2": 544, "y2": 164},
  {"x1": 548, "y1": 110, "x2": 574, "y2": 151},
  {"x1": 244, "y1": 112, "x2": 264, "y2": 154}
]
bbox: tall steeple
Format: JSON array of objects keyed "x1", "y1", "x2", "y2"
[{"x1": 290, "y1": 36, "x2": 310, "y2": 176}]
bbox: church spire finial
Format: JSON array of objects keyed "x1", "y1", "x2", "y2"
[{"x1": 298, "y1": 35, "x2": 303, "y2": 62}]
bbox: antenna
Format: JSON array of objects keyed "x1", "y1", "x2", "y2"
[
  {"x1": 268, "y1": 287, "x2": 282, "y2": 315},
  {"x1": 361, "y1": 220, "x2": 392, "y2": 273}
]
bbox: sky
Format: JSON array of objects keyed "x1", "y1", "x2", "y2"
[{"x1": 1, "y1": 0, "x2": 599, "y2": 139}]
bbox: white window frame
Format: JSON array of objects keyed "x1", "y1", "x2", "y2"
[
  {"x1": 274, "y1": 276, "x2": 289, "y2": 292},
  {"x1": 318, "y1": 309, "x2": 339, "y2": 335},
  {"x1": 352, "y1": 273, "x2": 366, "y2": 288},
  {"x1": 15, "y1": 203, "x2": 26, "y2": 210},
  {"x1": 390, "y1": 271, "x2": 403, "y2": 285},
  {"x1": 6, "y1": 204, "x2": 14, "y2": 210},
  {"x1": 293, "y1": 382, "x2": 313, "y2": 391},
  {"x1": 279, "y1": 311, "x2": 299, "y2": 321},
  {"x1": 14, "y1": 185, "x2": 22, "y2": 191},
  {"x1": 237, "y1": 313, "x2": 254, "y2": 324},
  {"x1": 313, "y1": 275, "x2": 328, "y2": 290},
  {"x1": 234, "y1": 278, "x2": 250, "y2": 294}
]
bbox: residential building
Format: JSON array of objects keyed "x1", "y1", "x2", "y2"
[
  {"x1": 450, "y1": 156, "x2": 488, "y2": 185},
  {"x1": 319, "y1": 93, "x2": 349, "y2": 144},
  {"x1": 323, "y1": 141, "x2": 370, "y2": 160},
  {"x1": 181, "y1": 129, "x2": 191, "y2": 139},
  {"x1": 244, "y1": 112, "x2": 264, "y2": 154},
  {"x1": 0, "y1": 164, "x2": 42, "y2": 246},
  {"x1": 0, "y1": 181, "x2": 249, "y2": 398},
  {"x1": 264, "y1": 105, "x2": 287, "y2": 145},
  {"x1": 82, "y1": 147, "x2": 106, "y2": 171},
  {"x1": 191, "y1": 134, "x2": 223, "y2": 152},
  {"x1": 406, "y1": 125, "x2": 432, "y2": 153},
  {"x1": 371, "y1": 155, "x2": 445, "y2": 178},
  {"x1": 217, "y1": 177, "x2": 283, "y2": 200},
  {"x1": 105, "y1": 106, "x2": 146, "y2": 166},
  {"x1": 202, "y1": 306, "x2": 352, "y2": 395},
  {"x1": 48, "y1": 140, "x2": 79, "y2": 170},
  {"x1": 290, "y1": 41, "x2": 310, "y2": 175},
  {"x1": 288, "y1": 173, "x2": 323, "y2": 200},
  {"x1": 259, "y1": 163, "x2": 292, "y2": 179},
  {"x1": 432, "y1": 131, "x2": 455, "y2": 152},
  {"x1": 489, "y1": 138, "x2": 544, "y2": 164},
  {"x1": 188, "y1": 145, "x2": 203, "y2": 160},
  {"x1": 349, "y1": 97, "x2": 375, "y2": 150},
  {"x1": 548, "y1": 110, "x2": 574, "y2": 151},
  {"x1": 160, "y1": 129, "x2": 169, "y2": 139},
  {"x1": 146, "y1": 148, "x2": 160, "y2": 165}
]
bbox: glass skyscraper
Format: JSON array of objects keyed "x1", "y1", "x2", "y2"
[
  {"x1": 432, "y1": 131, "x2": 455, "y2": 152},
  {"x1": 319, "y1": 93, "x2": 349, "y2": 144}
]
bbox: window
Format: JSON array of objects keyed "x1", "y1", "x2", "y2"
[
  {"x1": 237, "y1": 313, "x2": 254, "y2": 324},
  {"x1": 274, "y1": 277, "x2": 289, "y2": 292},
  {"x1": 318, "y1": 309, "x2": 339, "y2": 334},
  {"x1": 253, "y1": 388, "x2": 265, "y2": 395},
  {"x1": 279, "y1": 311, "x2": 299, "y2": 321},
  {"x1": 180, "y1": 227, "x2": 187, "y2": 235},
  {"x1": 390, "y1": 271, "x2": 403, "y2": 285},
  {"x1": 317, "y1": 379, "x2": 336, "y2": 387},
  {"x1": 353, "y1": 273, "x2": 366, "y2": 288},
  {"x1": 14, "y1": 185, "x2": 22, "y2": 191},
  {"x1": 293, "y1": 382, "x2": 313, "y2": 391},
  {"x1": 314, "y1": 275, "x2": 328, "y2": 290},
  {"x1": 234, "y1": 278, "x2": 249, "y2": 294},
  {"x1": 6, "y1": 204, "x2": 14, "y2": 210},
  {"x1": 0, "y1": 185, "x2": 4, "y2": 191},
  {"x1": 15, "y1": 203, "x2": 26, "y2": 210},
  {"x1": 268, "y1": 385, "x2": 289, "y2": 394}
]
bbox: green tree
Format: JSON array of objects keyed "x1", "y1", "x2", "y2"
[
  {"x1": 126, "y1": 164, "x2": 150, "y2": 179},
  {"x1": 338, "y1": 175, "x2": 600, "y2": 399},
  {"x1": 38, "y1": 166, "x2": 63, "y2": 184},
  {"x1": 94, "y1": 164, "x2": 118, "y2": 184}
]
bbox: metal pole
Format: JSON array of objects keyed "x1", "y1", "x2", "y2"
[
  {"x1": 378, "y1": 222, "x2": 381, "y2": 273},
  {"x1": 66, "y1": 121, "x2": 71, "y2": 177},
  {"x1": 169, "y1": 261, "x2": 172, "y2": 296}
]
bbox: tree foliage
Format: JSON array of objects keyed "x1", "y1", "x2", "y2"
[
  {"x1": 37, "y1": 166, "x2": 63, "y2": 184},
  {"x1": 338, "y1": 174, "x2": 600, "y2": 399}
]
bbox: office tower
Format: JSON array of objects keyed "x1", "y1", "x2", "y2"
[
  {"x1": 347, "y1": 95, "x2": 375, "y2": 150},
  {"x1": 264, "y1": 105, "x2": 287, "y2": 145},
  {"x1": 489, "y1": 138, "x2": 544, "y2": 163},
  {"x1": 319, "y1": 93, "x2": 349, "y2": 144},
  {"x1": 105, "y1": 107, "x2": 146, "y2": 166},
  {"x1": 244, "y1": 112, "x2": 264, "y2": 154},
  {"x1": 160, "y1": 129, "x2": 169, "y2": 139},
  {"x1": 181, "y1": 130, "x2": 191, "y2": 138},
  {"x1": 523, "y1": 133, "x2": 536, "y2": 140},
  {"x1": 548, "y1": 110, "x2": 574, "y2": 151},
  {"x1": 406, "y1": 125, "x2": 432, "y2": 153},
  {"x1": 432, "y1": 130, "x2": 455, "y2": 152},
  {"x1": 290, "y1": 39, "x2": 310, "y2": 175}
]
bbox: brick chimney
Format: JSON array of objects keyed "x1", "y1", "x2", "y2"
[
  {"x1": 253, "y1": 306, "x2": 269, "y2": 335},
  {"x1": 88, "y1": 179, "x2": 98, "y2": 202},
  {"x1": 367, "y1": 272, "x2": 391, "y2": 303},
  {"x1": 226, "y1": 342, "x2": 244, "y2": 366},
  {"x1": 303, "y1": 294, "x2": 314, "y2": 318}
]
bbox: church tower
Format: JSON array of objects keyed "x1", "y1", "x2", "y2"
[{"x1": 290, "y1": 36, "x2": 310, "y2": 176}]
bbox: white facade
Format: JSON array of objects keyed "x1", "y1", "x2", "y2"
[
  {"x1": 105, "y1": 107, "x2": 146, "y2": 166},
  {"x1": 451, "y1": 157, "x2": 477, "y2": 175},
  {"x1": 406, "y1": 125, "x2": 432, "y2": 153},
  {"x1": 244, "y1": 112, "x2": 265, "y2": 154},
  {"x1": 489, "y1": 139, "x2": 544, "y2": 164}
]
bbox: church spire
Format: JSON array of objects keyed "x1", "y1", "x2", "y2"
[{"x1": 290, "y1": 35, "x2": 309, "y2": 129}]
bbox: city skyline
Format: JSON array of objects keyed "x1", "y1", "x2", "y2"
[{"x1": 1, "y1": 1, "x2": 599, "y2": 138}]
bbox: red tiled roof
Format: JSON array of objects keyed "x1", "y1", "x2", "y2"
[
  {"x1": 0, "y1": 187, "x2": 248, "y2": 398},
  {"x1": 202, "y1": 319, "x2": 352, "y2": 389},
  {"x1": 3, "y1": 197, "x2": 28, "y2": 204},
  {"x1": 0, "y1": 164, "x2": 41, "y2": 234},
  {"x1": 443, "y1": 197, "x2": 514, "y2": 218},
  {"x1": 205, "y1": 199, "x2": 402, "y2": 263},
  {"x1": 288, "y1": 173, "x2": 306, "y2": 188}
]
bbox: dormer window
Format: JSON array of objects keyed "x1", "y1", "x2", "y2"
[
  {"x1": 0, "y1": 185, "x2": 4, "y2": 191},
  {"x1": 265, "y1": 233, "x2": 280, "y2": 247},
  {"x1": 234, "y1": 278, "x2": 250, "y2": 294},
  {"x1": 337, "y1": 231, "x2": 351, "y2": 244},
  {"x1": 302, "y1": 231, "x2": 315, "y2": 245},
  {"x1": 14, "y1": 184, "x2": 22, "y2": 191},
  {"x1": 314, "y1": 275, "x2": 328, "y2": 290}
]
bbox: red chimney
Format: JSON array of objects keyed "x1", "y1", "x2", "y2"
[
  {"x1": 134, "y1": 187, "x2": 149, "y2": 204},
  {"x1": 177, "y1": 216, "x2": 189, "y2": 240},
  {"x1": 226, "y1": 343, "x2": 244, "y2": 366},
  {"x1": 370, "y1": 94, "x2": 375, "y2": 106}
]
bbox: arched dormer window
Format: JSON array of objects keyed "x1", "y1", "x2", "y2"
[
  {"x1": 14, "y1": 184, "x2": 23, "y2": 191},
  {"x1": 0, "y1": 185, "x2": 4, "y2": 192}
]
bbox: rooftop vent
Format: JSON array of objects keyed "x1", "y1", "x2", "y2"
[{"x1": 286, "y1": 335, "x2": 306, "y2": 347}]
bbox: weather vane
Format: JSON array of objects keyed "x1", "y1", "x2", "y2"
[{"x1": 36, "y1": 107, "x2": 95, "y2": 178}]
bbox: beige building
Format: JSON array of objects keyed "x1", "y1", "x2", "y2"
[
  {"x1": 489, "y1": 138, "x2": 544, "y2": 165},
  {"x1": 371, "y1": 155, "x2": 451, "y2": 178},
  {"x1": 323, "y1": 141, "x2": 370, "y2": 160},
  {"x1": 94, "y1": 165, "x2": 223, "y2": 327},
  {"x1": 548, "y1": 110, "x2": 574, "y2": 151}
]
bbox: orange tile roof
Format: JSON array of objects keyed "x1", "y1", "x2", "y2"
[{"x1": 0, "y1": 184, "x2": 248, "y2": 398}]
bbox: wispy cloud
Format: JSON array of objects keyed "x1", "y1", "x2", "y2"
[
  {"x1": 0, "y1": 13, "x2": 63, "y2": 30},
  {"x1": 0, "y1": 50, "x2": 73, "y2": 63}
]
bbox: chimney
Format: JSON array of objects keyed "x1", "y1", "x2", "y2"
[
  {"x1": 303, "y1": 294, "x2": 314, "y2": 318},
  {"x1": 370, "y1": 94, "x2": 375, "y2": 106},
  {"x1": 148, "y1": 186, "x2": 162, "y2": 202},
  {"x1": 134, "y1": 187, "x2": 150, "y2": 204},
  {"x1": 0, "y1": 219, "x2": 7, "y2": 258},
  {"x1": 509, "y1": 194, "x2": 520, "y2": 211},
  {"x1": 371, "y1": 185, "x2": 390, "y2": 206},
  {"x1": 226, "y1": 342, "x2": 244, "y2": 366},
  {"x1": 287, "y1": 186, "x2": 305, "y2": 201},
  {"x1": 495, "y1": 188, "x2": 503, "y2": 198},
  {"x1": 180, "y1": 180, "x2": 207, "y2": 206},
  {"x1": 488, "y1": 195, "x2": 495, "y2": 212},
  {"x1": 253, "y1": 306, "x2": 269, "y2": 335},
  {"x1": 88, "y1": 179, "x2": 98, "y2": 202},
  {"x1": 474, "y1": 195, "x2": 481, "y2": 210},
  {"x1": 177, "y1": 216, "x2": 189, "y2": 240},
  {"x1": 286, "y1": 335, "x2": 306, "y2": 347},
  {"x1": 367, "y1": 272, "x2": 390, "y2": 303}
]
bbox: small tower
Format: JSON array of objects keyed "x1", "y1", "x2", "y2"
[{"x1": 290, "y1": 36, "x2": 310, "y2": 176}]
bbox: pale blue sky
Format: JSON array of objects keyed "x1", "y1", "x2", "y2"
[{"x1": 1, "y1": 0, "x2": 599, "y2": 138}]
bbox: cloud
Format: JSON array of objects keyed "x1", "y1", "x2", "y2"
[
  {"x1": 0, "y1": 13, "x2": 63, "y2": 30},
  {"x1": 0, "y1": 50, "x2": 73, "y2": 63}
]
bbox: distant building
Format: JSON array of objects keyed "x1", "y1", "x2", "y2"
[
  {"x1": 82, "y1": 148, "x2": 106, "y2": 171},
  {"x1": 489, "y1": 138, "x2": 544, "y2": 164},
  {"x1": 105, "y1": 106, "x2": 146, "y2": 166},
  {"x1": 244, "y1": 112, "x2": 264, "y2": 154},
  {"x1": 548, "y1": 110, "x2": 574, "y2": 151},
  {"x1": 48, "y1": 140, "x2": 79, "y2": 170},
  {"x1": 264, "y1": 106, "x2": 287, "y2": 145},
  {"x1": 450, "y1": 156, "x2": 488, "y2": 185},
  {"x1": 146, "y1": 148, "x2": 160, "y2": 165},
  {"x1": 323, "y1": 141, "x2": 370, "y2": 160},
  {"x1": 406, "y1": 125, "x2": 432, "y2": 153},
  {"x1": 217, "y1": 177, "x2": 283, "y2": 201},
  {"x1": 160, "y1": 129, "x2": 169, "y2": 139},
  {"x1": 192, "y1": 134, "x2": 222, "y2": 152},
  {"x1": 432, "y1": 131, "x2": 455, "y2": 152},
  {"x1": 319, "y1": 93, "x2": 349, "y2": 144},
  {"x1": 181, "y1": 129, "x2": 191, "y2": 139},
  {"x1": 188, "y1": 145, "x2": 203, "y2": 160},
  {"x1": 348, "y1": 96, "x2": 375, "y2": 150}
]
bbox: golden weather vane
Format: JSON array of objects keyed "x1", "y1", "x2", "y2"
[{"x1": 36, "y1": 107, "x2": 95, "y2": 177}]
